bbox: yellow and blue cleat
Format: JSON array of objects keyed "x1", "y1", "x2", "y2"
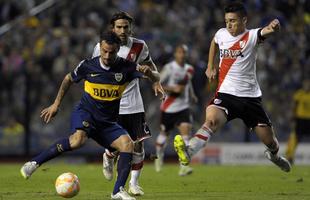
[{"x1": 174, "y1": 135, "x2": 190, "y2": 166}]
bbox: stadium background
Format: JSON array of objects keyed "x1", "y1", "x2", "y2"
[{"x1": 0, "y1": 0, "x2": 309, "y2": 160}]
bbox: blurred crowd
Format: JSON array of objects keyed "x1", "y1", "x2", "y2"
[{"x1": 0, "y1": 0, "x2": 309, "y2": 155}]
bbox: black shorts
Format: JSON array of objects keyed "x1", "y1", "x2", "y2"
[
  {"x1": 295, "y1": 118, "x2": 310, "y2": 139},
  {"x1": 209, "y1": 92, "x2": 271, "y2": 129},
  {"x1": 160, "y1": 109, "x2": 192, "y2": 132},
  {"x1": 117, "y1": 112, "x2": 151, "y2": 142}
]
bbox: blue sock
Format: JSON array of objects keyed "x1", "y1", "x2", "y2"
[
  {"x1": 32, "y1": 138, "x2": 71, "y2": 165},
  {"x1": 113, "y1": 152, "x2": 133, "y2": 195}
]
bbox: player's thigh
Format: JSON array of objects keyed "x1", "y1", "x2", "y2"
[
  {"x1": 205, "y1": 105, "x2": 227, "y2": 132},
  {"x1": 111, "y1": 134, "x2": 134, "y2": 153}
]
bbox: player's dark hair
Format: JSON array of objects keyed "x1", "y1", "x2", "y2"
[
  {"x1": 100, "y1": 31, "x2": 121, "y2": 45},
  {"x1": 224, "y1": 2, "x2": 247, "y2": 17},
  {"x1": 110, "y1": 11, "x2": 133, "y2": 26}
]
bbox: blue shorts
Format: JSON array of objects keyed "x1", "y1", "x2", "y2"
[{"x1": 70, "y1": 105, "x2": 128, "y2": 151}]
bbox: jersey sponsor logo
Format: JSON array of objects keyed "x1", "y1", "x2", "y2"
[
  {"x1": 114, "y1": 73, "x2": 123, "y2": 82},
  {"x1": 84, "y1": 81, "x2": 128, "y2": 101},
  {"x1": 220, "y1": 49, "x2": 244, "y2": 59}
]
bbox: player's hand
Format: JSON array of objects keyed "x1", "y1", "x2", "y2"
[
  {"x1": 137, "y1": 65, "x2": 152, "y2": 75},
  {"x1": 205, "y1": 67, "x2": 217, "y2": 82},
  {"x1": 267, "y1": 19, "x2": 280, "y2": 32},
  {"x1": 153, "y1": 82, "x2": 166, "y2": 101},
  {"x1": 40, "y1": 103, "x2": 59, "y2": 123}
]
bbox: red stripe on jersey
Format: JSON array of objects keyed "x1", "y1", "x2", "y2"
[
  {"x1": 216, "y1": 32, "x2": 250, "y2": 94},
  {"x1": 126, "y1": 42, "x2": 144, "y2": 62},
  {"x1": 160, "y1": 96, "x2": 177, "y2": 111},
  {"x1": 187, "y1": 67, "x2": 194, "y2": 76}
]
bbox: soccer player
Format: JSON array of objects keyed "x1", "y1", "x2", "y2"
[
  {"x1": 174, "y1": 2, "x2": 291, "y2": 172},
  {"x1": 285, "y1": 78, "x2": 310, "y2": 164},
  {"x1": 20, "y1": 31, "x2": 159, "y2": 200},
  {"x1": 92, "y1": 11, "x2": 164, "y2": 196},
  {"x1": 154, "y1": 44, "x2": 196, "y2": 176}
]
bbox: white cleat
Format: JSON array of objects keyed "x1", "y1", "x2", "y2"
[
  {"x1": 103, "y1": 153, "x2": 114, "y2": 181},
  {"x1": 178, "y1": 165, "x2": 193, "y2": 176},
  {"x1": 264, "y1": 150, "x2": 291, "y2": 172},
  {"x1": 128, "y1": 184, "x2": 144, "y2": 196},
  {"x1": 111, "y1": 187, "x2": 136, "y2": 200},
  {"x1": 20, "y1": 161, "x2": 39, "y2": 179}
]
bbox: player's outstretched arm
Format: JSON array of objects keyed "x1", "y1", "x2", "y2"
[
  {"x1": 205, "y1": 38, "x2": 218, "y2": 82},
  {"x1": 261, "y1": 19, "x2": 280, "y2": 38},
  {"x1": 40, "y1": 73, "x2": 74, "y2": 123},
  {"x1": 141, "y1": 59, "x2": 166, "y2": 100},
  {"x1": 137, "y1": 65, "x2": 160, "y2": 82}
]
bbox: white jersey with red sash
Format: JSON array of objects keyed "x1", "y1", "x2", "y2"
[
  {"x1": 214, "y1": 28, "x2": 262, "y2": 97},
  {"x1": 92, "y1": 37, "x2": 150, "y2": 114},
  {"x1": 160, "y1": 61, "x2": 194, "y2": 113}
]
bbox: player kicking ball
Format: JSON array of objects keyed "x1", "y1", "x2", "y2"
[
  {"x1": 20, "y1": 31, "x2": 159, "y2": 200},
  {"x1": 174, "y1": 2, "x2": 291, "y2": 172}
]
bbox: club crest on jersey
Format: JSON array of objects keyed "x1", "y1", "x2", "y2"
[
  {"x1": 114, "y1": 73, "x2": 123, "y2": 82},
  {"x1": 214, "y1": 98, "x2": 222, "y2": 105},
  {"x1": 239, "y1": 40, "x2": 246, "y2": 48},
  {"x1": 129, "y1": 53, "x2": 137, "y2": 61}
]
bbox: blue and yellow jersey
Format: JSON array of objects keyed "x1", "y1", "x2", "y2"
[{"x1": 70, "y1": 56, "x2": 142, "y2": 122}]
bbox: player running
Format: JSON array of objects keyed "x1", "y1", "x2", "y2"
[
  {"x1": 92, "y1": 11, "x2": 165, "y2": 196},
  {"x1": 20, "y1": 31, "x2": 159, "y2": 200},
  {"x1": 154, "y1": 44, "x2": 196, "y2": 176},
  {"x1": 174, "y1": 2, "x2": 291, "y2": 172}
]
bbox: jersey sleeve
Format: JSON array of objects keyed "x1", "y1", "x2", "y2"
[
  {"x1": 214, "y1": 28, "x2": 223, "y2": 44},
  {"x1": 91, "y1": 43, "x2": 100, "y2": 58},
  {"x1": 70, "y1": 60, "x2": 87, "y2": 83},
  {"x1": 293, "y1": 90, "x2": 302, "y2": 102},
  {"x1": 160, "y1": 64, "x2": 171, "y2": 83},
  {"x1": 249, "y1": 28, "x2": 261, "y2": 46},
  {"x1": 138, "y1": 41, "x2": 152, "y2": 63},
  {"x1": 127, "y1": 62, "x2": 143, "y2": 81}
]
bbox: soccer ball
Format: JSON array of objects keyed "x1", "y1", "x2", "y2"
[{"x1": 55, "y1": 172, "x2": 80, "y2": 198}]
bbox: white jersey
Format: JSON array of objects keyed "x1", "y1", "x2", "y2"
[
  {"x1": 92, "y1": 37, "x2": 151, "y2": 114},
  {"x1": 214, "y1": 28, "x2": 262, "y2": 97},
  {"x1": 160, "y1": 60, "x2": 194, "y2": 113}
]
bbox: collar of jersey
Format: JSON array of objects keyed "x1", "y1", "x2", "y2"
[{"x1": 99, "y1": 57, "x2": 111, "y2": 70}]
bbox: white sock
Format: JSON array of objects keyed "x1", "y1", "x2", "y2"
[
  {"x1": 130, "y1": 170, "x2": 141, "y2": 186},
  {"x1": 182, "y1": 135, "x2": 190, "y2": 146},
  {"x1": 187, "y1": 125, "x2": 212, "y2": 158},
  {"x1": 156, "y1": 134, "x2": 167, "y2": 158},
  {"x1": 130, "y1": 151, "x2": 144, "y2": 186}
]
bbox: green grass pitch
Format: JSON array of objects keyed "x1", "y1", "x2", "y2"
[{"x1": 0, "y1": 163, "x2": 309, "y2": 200}]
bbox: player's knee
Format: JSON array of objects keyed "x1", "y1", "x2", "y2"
[
  {"x1": 119, "y1": 137, "x2": 134, "y2": 152},
  {"x1": 69, "y1": 131, "x2": 87, "y2": 149}
]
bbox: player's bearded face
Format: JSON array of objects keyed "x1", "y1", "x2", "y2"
[
  {"x1": 100, "y1": 41, "x2": 119, "y2": 66},
  {"x1": 174, "y1": 47, "x2": 187, "y2": 65},
  {"x1": 112, "y1": 19, "x2": 131, "y2": 44},
  {"x1": 225, "y1": 13, "x2": 246, "y2": 36}
]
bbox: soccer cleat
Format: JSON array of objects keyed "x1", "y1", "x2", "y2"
[
  {"x1": 20, "y1": 161, "x2": 39, "y2": 179},
  {"x1": 128, "y1": 184, "x2": 144, "y2": 196},
  {"x1": 102, "y1": 153, "x2": 114, "y2": 181},
  {"x1": 174, "y1": 135, "x2": 190, "y2": 165},
  {"x1": 178, "y1": 165, "x2": 193, "y2": 176},
  {"x1": 264, "y1": 150, "x2": 291, "y2": 172},
  {"x1": 111, "y1": 187, "x2": 136, "y2": 200}
]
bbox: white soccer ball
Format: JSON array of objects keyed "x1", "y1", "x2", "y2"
[{"x1": 55, "y1": 172, "x2": 80, "y2": 198}]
